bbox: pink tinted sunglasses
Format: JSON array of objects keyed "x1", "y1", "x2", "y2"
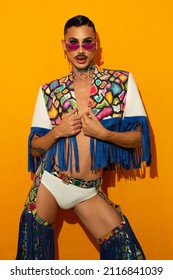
[{"x1": 66, "y1": 42, "x2": 96, "y2": 51}]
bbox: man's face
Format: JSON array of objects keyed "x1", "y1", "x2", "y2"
[{"x1": 62, "y1": 25, "x2": 97, "y2": 70}]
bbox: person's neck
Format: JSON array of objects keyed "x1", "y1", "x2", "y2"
[{"x1": 72, "y1": 64, "x2": 95, "y2": 86}]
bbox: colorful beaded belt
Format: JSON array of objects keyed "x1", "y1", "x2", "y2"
[{"x1": 51, "y1": 168, "x2": 102, "y2": 189}]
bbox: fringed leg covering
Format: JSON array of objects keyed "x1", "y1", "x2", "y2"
[
  {"x1": 16, "y1": 209, "x2": 55, "y2": 260},
  {"x1": 99, "y1": 215, "x2": 146, "y2": 260},
  {"x1": 16, "y1": 161, "x2": 55, "y2": 259}
]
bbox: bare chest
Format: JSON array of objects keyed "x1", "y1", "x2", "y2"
[{"x1": 74, "y1": 80, "x2": 92, "y2": 114}]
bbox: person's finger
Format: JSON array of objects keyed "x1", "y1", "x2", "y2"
[
  {"x1": 88, "y1": 107, "x2": 97, "y2": 119},
  {"x1": 81, "y1": 111, "x2": 89, "y2": 123},
  {"x1": 67, "y1": 107, "x2": 78, "y2": 116}
]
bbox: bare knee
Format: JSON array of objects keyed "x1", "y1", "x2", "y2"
[{"x1": 36, "y1": 183, "x2": 59, "y2": 224}]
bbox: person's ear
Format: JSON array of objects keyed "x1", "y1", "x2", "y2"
[
  {"x1": 61, "y1": 39, "x2": 67, "y2": 58},
  {"x1": 61, "y1": 39, "x2": 66, "y2": 52}
]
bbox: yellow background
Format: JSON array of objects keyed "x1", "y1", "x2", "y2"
[{"x1": 0, "y1": 0, "x2": 173, "y2": 260}]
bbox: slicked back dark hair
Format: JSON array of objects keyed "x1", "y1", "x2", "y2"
[{"x1": 64, "y1": 15, "x2": 96, "y2": 35}]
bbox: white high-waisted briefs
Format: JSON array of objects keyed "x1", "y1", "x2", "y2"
[{"x1": 41, "y1": 170, "x2": 97, "y2": 209}]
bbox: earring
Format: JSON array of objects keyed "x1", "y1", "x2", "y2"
[{"x1": 64, "y1": 50, "x2": 66, "y2": 59}]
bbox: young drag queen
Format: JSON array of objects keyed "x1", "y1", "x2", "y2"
[{"x1": 16, "y1": 15, "x2": 151, "y2": 260}]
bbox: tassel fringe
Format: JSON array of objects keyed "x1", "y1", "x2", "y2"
[
  {"x1": 28, "y1": 115, "x2": 151, "y2": 173},
  {"x1": 16, "y1": 210, "x2": 55, "y2": 260},
  {"x1": 99, "y1": 215, "x2": 146, "y2": 260},
  {"x1": 91, "y1": 116, "x2": 151, "y2": 170}
]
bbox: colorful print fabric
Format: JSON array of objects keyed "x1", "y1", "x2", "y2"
[
  {"x1": 42, "y1": 66, "x2": 129, "y2": 125},
  {"x1": 28, "y1": 65, "x2": 151, "y2": 172}
]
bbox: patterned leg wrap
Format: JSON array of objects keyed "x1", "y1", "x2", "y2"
[
  {"x1": 16, "y1": 161, "x2": 55, "y2": 259},
  {"x1": 99, "y1": 215, "x2": 146, "y2": 260},
  {"x1": 16, "y1": 209, "x2": 55, "y2": 260}
]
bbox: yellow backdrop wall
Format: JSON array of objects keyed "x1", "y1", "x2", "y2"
[{"x1": 0, "y1": 0, "x2": 173, "y2": 260}]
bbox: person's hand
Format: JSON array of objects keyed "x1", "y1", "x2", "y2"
[
  {"x1": 54, "y1": 108, "x2": 82, "y2": 138},
  {"x1": 81, "y1": 108, "x2": 106, "y2": 139}
]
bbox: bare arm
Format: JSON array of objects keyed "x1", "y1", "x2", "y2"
[
  {"x1": 100, "y1": 128, "x2": 142, "y2": 148},
  {"x1": 31, "y1": 131, "x2": 58, "y2": 158},
  {"x1": 81, "y1": 108, "x2": 142, "y2": 148},
  {"x1": 31, "y1": 108, "x2": 82, "y2": 158}
]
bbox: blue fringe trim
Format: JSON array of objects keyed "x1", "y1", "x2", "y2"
[
  {"x1": 90, "y1": 116, "x2": 151, "y2": 170},
  {"x1": 16, "y1": 210, "x2": 55, "y2": 260},
  {"x1": 56, "y1": 136, "x2": 79, "y2": 172},
  {"x1": 43, "y1": 137, "x2": 79, "y2": 172},
  {"x1": 99, "y1": 215, "x2": 146, "y2": 260},
  {"x1": 28, "y1": 116, "x2": 151, "y2": 173},
  {"x1": 28, "y1": 127, "x2": 51, "y2": 173},
  {"x1": 28, "y1": 127, "x2": 79, "y2": 173}
]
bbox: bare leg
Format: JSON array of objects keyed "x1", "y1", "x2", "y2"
[
  {"x1": 36, "y1": 183, "x2": 59, "y2": 224},
  {"x1": 74, "y1": 194, "x2": 145, "y2": 260},
  {"x1": 74, "y1": 194, "x2": 122, "y2": 239}
]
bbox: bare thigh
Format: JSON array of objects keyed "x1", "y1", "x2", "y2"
[
  {"x1": 36, "y1": 183, "x2": 59, "y2": 224},
  {"x1": 74, "y1": 194, "x2": 122, "y2": 239}
]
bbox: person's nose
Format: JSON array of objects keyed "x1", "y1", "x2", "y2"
[{"x1": 77, "y1": 43, "x2": 85, "y2": 53}]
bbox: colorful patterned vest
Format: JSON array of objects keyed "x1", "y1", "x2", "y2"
[{"x1": 28, "y1": 65, "x2": 151, "y2": 173}]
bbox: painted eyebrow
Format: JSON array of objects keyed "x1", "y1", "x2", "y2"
[
  {"x1": 68, "y1": 37, "x2": 78, "y2": 41},
  {"x1": 83, "y1": 37, "x2": 94, "y2": 42},
  {"x1": 67, "y1": 37, "x2": 94, "y2": 42}
]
